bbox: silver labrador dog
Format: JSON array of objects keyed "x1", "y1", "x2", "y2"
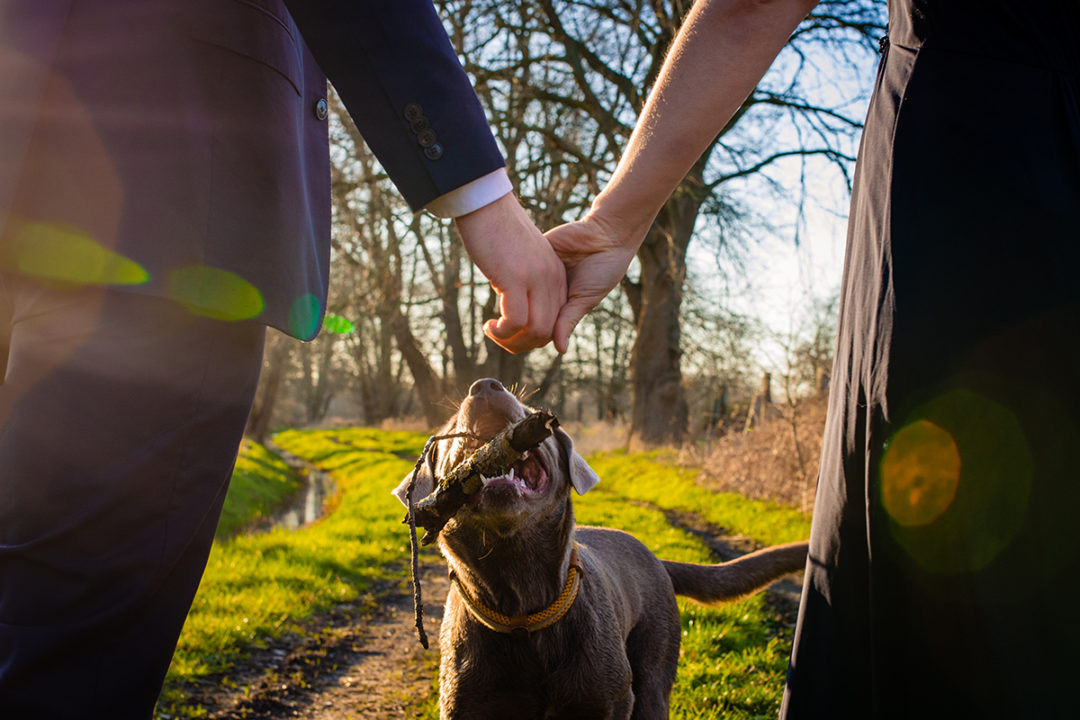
[{"x1": 394, "y1": 378, "x2": 808, "y2": 720}]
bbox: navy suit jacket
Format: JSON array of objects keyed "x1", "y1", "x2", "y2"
[{"x1": 0, "y1": 0, "x2": 505, "y2": 339}]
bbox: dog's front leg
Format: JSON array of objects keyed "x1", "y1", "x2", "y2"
[{"x1": 440, "y1": 689, "x2": 544, "y2": 720}]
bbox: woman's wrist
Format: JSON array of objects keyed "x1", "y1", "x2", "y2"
[{"x1": 586, "y1": 192, "x2": 658, "y2": 255}]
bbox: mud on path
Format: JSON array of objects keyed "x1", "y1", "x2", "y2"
[
  {"x1": 175, "y1": 561, "x2": 448, "y2": 720},
  {"x1": 173, "y1": 504, "x2": 803, "y2": 719}
]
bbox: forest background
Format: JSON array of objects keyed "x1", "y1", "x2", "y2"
[{"x1": 244, "y1": 0, "x2": 887, "y2": 458}]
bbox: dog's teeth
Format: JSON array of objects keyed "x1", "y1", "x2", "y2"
[
  {"x1": 480, "y1": 474, "x2": 491, "y2": 486},
  {"x1": 508, "y1": 467, "x2": 515, "y2": 483}
]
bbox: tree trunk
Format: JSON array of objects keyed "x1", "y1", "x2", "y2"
[
  {"x1": 480, "y1": 340, "x2": 526, "y2": 389},
  {"x1": 391, "y1": 311, "x2": 446, "y2": 428},
  {"x1": 303, "y1": 337, "x2": 337, "y2": 423},
  {"x1": 477, "y1": 291, "x2": 526, "y2": 389},
  {"x1": 246, "y1": 332, "x2": 290, "y2": 442},
  {"x1": 593, "y1": 313, "x2": 606, "y2": 420},
  {"x1": 534, "y1": 352, "x2": 563, "y2": 407},
  {"x1": 629, "y1": 251, "x2": 687, "y2": 448},
  {"x1": 627, "y1": 191, "x2": 700, "y2": 449}
]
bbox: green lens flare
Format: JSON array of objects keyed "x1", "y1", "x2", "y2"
[
  {"x1": 168, "y1": 266, "x2": 264, "y2": 322},
  {"x1": 289, "y1": 293, "x2": 322, "y2": 340},
  {"x1": 321, "y1": 314, "x2": 355, "y2": 334},
  {"x1": 7, "y1": 222, "x2": 149, "y2": 286}
]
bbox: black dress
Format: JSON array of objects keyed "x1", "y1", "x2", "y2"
[{"x1": 782, "y1": 1, "x2": 1080, "y2": 717}]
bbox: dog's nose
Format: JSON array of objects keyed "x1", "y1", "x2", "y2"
[{"x1": 469, "y1": 378, "x2": 505, "y2": 397}]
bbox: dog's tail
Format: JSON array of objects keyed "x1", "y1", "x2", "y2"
[{"x1": 662, "y1": 541, "x2": 808, "y2": 605}]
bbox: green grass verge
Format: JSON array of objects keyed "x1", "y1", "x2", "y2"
[
  {"x1": 156, "y1": 429, "x2": 428, "y2": 717},
  {"x1": 573, "y1": 455, "x2": 809, "y2": 719},
  {"x1": 214, "y1": 439, "x2": 303, "y2": 538},
  {"x1": 158, "y1": 431, "x2": 809, "y2": 720},
  {"x1": 586, "y1": 450, "x2": 812, "y2": 545}
]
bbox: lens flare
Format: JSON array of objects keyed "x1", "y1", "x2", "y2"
[
  {"x1": 167, "y1": 265, "x2": 264, "y2": 322},
  {"x1": 4, "y1": 222, "x2": 148, "y2": 286},
  {"x1": 289, "y1": 293, "x2": 322, "y2": 340},
  {"x1": 321, "y1": 314, "x2": 355, "y2": 334},
  {"x1": 881, "y1": 420, "x2": 960, "y2": 527},
  {"x1": 880, "y1": 389, "x2": 1032, "y2": 574}
]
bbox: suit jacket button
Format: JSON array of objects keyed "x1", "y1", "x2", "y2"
[
  {"x1": 314, "y1": 98, "x2": 329, "y2": 121},
  {"x1": 410, "y1": 117, "x2": 430, "y2": 133},
  {"x1": 416, "y1": 129, "x2": 437, "y2": 147},
  {"x1": 424, "y1": 143, "x2": 443, "y2": 161},
  {"x1": 403, "y1": 103, "x2": 423, "y2": 121}
]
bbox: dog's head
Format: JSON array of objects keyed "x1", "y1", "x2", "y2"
[{"x1": 393, "y1": 378, "x2": 599, "y2": 539}]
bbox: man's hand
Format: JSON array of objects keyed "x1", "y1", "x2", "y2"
[
  {"x1": 545, "y1": 213, "x2": 642, "y2": 354},
  {"x1": 455, "y1": 193, "x2": 567, "y2": 353}
]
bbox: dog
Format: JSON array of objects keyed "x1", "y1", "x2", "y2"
[{"x1": 393, "y1": 378, "x2": 808, "y2": 720}]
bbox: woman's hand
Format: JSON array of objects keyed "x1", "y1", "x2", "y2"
[
  {"x1": 545, "y1": 213, "x2": 643, "y2": 353},
  {"x1": 540, "y1": 0, "x2": 819, "y2": 350}
]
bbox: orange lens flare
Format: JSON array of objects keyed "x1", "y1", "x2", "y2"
[
  {"x1": 881, "y1": 420, "x2": 960, "y2": 527},
  {"x1": 880, "y1": 389, "x2": 1032, "y2": 575}
]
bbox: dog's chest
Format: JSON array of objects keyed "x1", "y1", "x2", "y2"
[{"x1": 442, "y1": 610, "x2": 633, "y2": 718}]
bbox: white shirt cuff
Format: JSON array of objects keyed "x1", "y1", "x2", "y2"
[{"x1": 423, "y1": 169, "x2": 513, "y2": 218}]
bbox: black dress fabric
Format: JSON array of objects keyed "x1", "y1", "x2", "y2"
[{"x1": 782, "y1": 1, "x2": 1080, "y2": 718}]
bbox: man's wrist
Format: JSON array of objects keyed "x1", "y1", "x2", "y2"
[{"x1": 424, "y1": 169, "x2": 513, "y2": 218}]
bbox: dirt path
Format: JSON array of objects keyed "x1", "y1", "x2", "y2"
[
  {"x1": 173, "y1": 440, "x2": 802, "y2": 719},
  {"x1": 171, "y1": 440, "x2": 452, "y2": 719},
  {"x1": 280, "y1": 565, "x2": 447, "y2": 720},
  {"x1": 174, "y1": 509, "x2": 802, "y2": 719},
  {"x1": 177, "y1": 561, "x2": 448, "y2": 720},
  {"x1": 646, "y1": 503, "x2": 805, "y2": 614}
]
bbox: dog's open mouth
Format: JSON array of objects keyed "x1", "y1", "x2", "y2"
[{"x1": 477, "y1": 449, "x2": 548, "y2": 497}]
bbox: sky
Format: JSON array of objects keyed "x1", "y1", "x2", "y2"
[
  {"x1": 683, "y1": 147, "x2": 856, "y2": 382},
  {"x1": 728, "y1": 180, "x2": 848, "y2": 334},
  {"x1": 686, "y1": 32, "x2": 881, "y2": 377}
]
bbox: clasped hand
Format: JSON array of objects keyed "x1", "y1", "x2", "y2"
[
  {"x1": 455, "y1": 193, "x2": 566, "y2": 354},
  {"x1": 458, "y1": 195, "x2": 638, "y2": 355}
]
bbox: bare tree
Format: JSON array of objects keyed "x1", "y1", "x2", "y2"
[
  {"x1": 245, "y1": 329, "x2": 294, "y2": 442},
  {"x1": 437, "y1": 0, "x2": 883, "y2": 446},
  {"x1": 326, "y1": 91, "x2": 564, "y2": 426}
]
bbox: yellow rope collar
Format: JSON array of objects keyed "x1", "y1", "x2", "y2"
[{"x1": 450, "y1": 545, "x2": 584, "y2": 638}]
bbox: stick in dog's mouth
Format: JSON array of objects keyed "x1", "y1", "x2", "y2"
[
  {"x1": 402, "y1": 410, "x2": 559, "y2": 648},
  {"x1": 409, "y1": 410, "x2": 558, "y2": 543}
]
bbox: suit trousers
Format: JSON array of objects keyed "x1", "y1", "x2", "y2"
[{"x1": 0, "y1": 274, "x2": 265, "y2": 718}]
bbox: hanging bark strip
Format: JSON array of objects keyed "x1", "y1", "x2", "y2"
[
  {"x1": 404, "y1": 435, "x2": 438, "y2": 650},
  {"x1": 404, "y1": 411, "x2": 559, "y2": 647},
  {"x1": 405, "y1": 431, "x2": 479, "y2": 649}
]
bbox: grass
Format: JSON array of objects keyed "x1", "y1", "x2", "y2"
[
  {"x1": 156, "y1": 429, "x2": 429, "y2": 717},
  {"x1": 585, "y1": 450, "x2": 812, "y2": 546},
  {"x1": 575, "y1": 451, "x2": 809, "y2": 719},
  {"x1": 157, "y1": 430, "x2": 810, "y2": 719}
]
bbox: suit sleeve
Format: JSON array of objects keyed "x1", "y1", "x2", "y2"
[{"x1": 283, "y1": 0, "x2": 506, "y2": 212}]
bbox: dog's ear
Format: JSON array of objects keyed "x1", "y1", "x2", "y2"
[
  {"x1": 392, "y1": 462, "x2": 436, "y2": 508},
  {"x1": 554, "y1": 427, "x2": 600, "y2": 495}
]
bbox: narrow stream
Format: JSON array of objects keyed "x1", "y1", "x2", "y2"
[
  {"x1": 274, "y1": 468, "x2": 334, "y2": 530},
  {"x1": 263, "y1": 441, "x2": 336, "y2": 531}
]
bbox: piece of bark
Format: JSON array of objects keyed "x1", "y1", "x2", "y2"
[{"x1": 411, "y1": 411, "x2": 558, "y2": 544}]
